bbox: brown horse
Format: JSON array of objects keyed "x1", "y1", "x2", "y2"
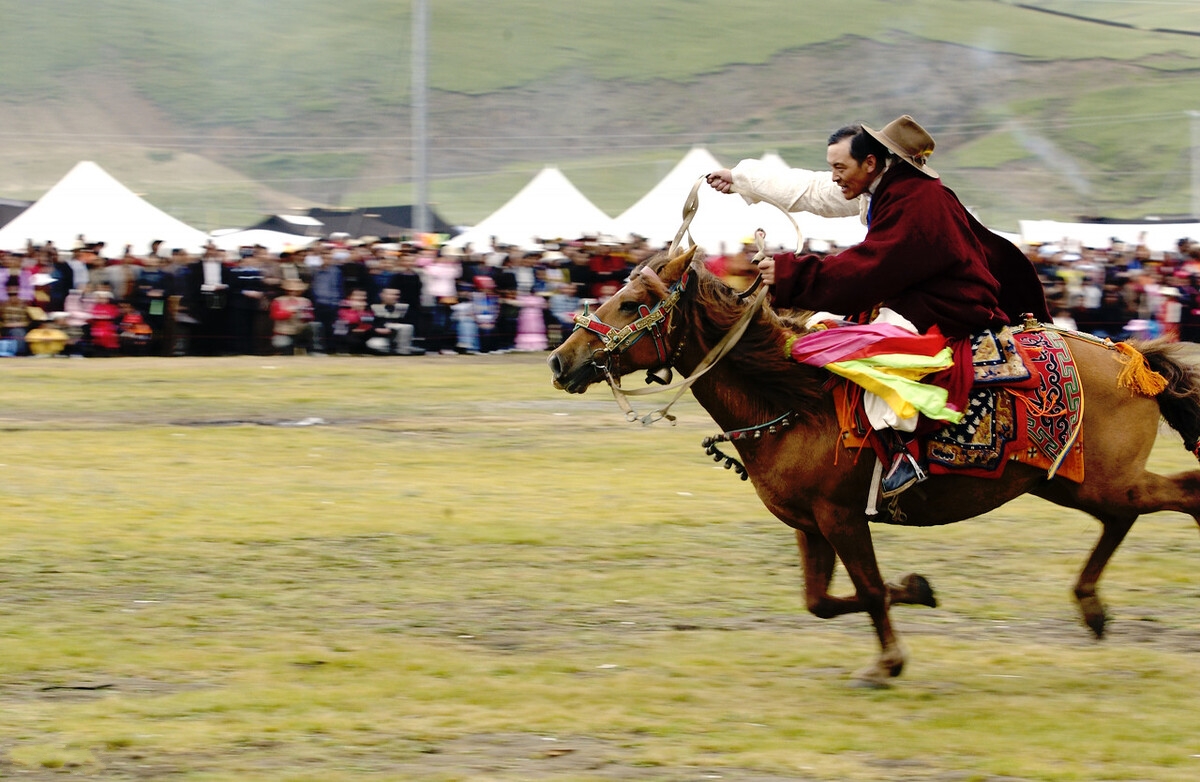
[{"x1": 548, "y1": 246, "x2": 1200, "y2": 686}]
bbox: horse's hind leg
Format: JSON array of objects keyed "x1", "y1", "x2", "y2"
[
  {"x1": 1046, "y1": 466, "x2": 1200, "y2": 638},
  {"x1": 1074, "y1": 512, "x2": 1137, "y2": 638},
  {"x1": 1080, "y1": 467, "x2": 1200, "y2": 633},
  {"x1": 1155, "y1": 469, "x2": 1200, "y2": 532}
]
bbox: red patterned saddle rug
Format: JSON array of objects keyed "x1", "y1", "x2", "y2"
[{"x1": 834, "y1": 327, "x2": 1086, "y2": 483}]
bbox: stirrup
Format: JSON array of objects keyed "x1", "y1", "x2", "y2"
[{"x1": 880, "y1": 452, "x2": 927, "y2": 498}]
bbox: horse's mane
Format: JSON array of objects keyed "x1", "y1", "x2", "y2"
[{"x1": 641, "y1": 252, "x2": 830, "y2": 414}]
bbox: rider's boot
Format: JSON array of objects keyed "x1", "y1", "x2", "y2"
[{"x1": 879, "y1": 428, "x2": 927, "y2": 498}]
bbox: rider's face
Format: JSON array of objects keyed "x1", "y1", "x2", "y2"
[{"x1": 827, "y1": 138, "x2": 878, "y2": 200}]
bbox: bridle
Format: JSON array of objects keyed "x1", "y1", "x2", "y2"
[
  {"x1": 569, "y1": 264, "x2": 700, "y2": 422},
  {"x1": 571, "y1": 262, "x2": 768, "y2": 426},
  {"x1": 570, "y1": 264, "x2": 692, "y2": 369},
  {"x1": 570, "y1": 174, "x2": 799, "y2": 425}
]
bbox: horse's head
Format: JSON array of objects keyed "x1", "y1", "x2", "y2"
[{"x1": 548, "y1": 246, "x2": 698, "y2": 394}]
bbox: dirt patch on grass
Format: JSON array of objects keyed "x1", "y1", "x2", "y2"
[{"x1": 387, "y1": 733, "x2": 822, "y2": 782}]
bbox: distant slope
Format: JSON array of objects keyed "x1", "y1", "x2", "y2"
[{"x1": 1, "y1": 0, "x2": 1198, "y2": 231}]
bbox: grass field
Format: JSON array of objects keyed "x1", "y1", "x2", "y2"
[{"x1": 1, "y1": 354, "x2": 1199, "y2": 780}]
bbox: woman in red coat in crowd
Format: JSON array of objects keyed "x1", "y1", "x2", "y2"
[{"x1": 88, "y1": 287, "x2": 121, "y2": 355}]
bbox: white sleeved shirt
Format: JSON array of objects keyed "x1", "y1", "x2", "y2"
[
  {"x1": 731, "y1": 158, "x2": 911, "y2": 432},
  {"x1": 729, "y1": 158, "x2": 866, "y2": 223}
]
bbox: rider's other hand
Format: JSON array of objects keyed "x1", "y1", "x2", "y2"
[{"x1": 758, "y1": 257, "x2": 776, "y2": 286}]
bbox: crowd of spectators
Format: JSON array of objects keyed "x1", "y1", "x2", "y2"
[
  {"x1": 1031, "y1": 235, "x2": 1200, "y2": 343},
  {"x1": 0, "y1": 234, "x2": 657, "y2": 358},
  {"x1": 2, "y1": 230, "x2": 1199, "y2": 358}
]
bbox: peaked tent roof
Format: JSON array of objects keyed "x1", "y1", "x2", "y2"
[
  {"x1": 0, "y1": 161, "x2": 211, "y2": 257},
  {"x1": 209, "y1": 228, "x2": 319, "y2": 255},
  {"x1": 446, "y1": 167, "x2": 617, "y2": 251},
  {"x1": 613, "y1": 147, "x2": 866, "y2": 255},
  {"x1": 759, "y1": 151, "x2": 791, "y2": 171},
  {"x1": 615, "y1": 147, "x2": 725, "y2": 247}
]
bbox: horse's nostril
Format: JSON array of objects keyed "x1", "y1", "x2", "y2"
[{"x1": 547, "y1": 353, "x2": 562, "y2": 378}]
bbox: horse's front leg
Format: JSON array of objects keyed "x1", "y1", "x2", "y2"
[
  {"x1": 814, "y1": 507, "x2": 907, "y2": 687},
  {"x1": 795, "y1": 528, "x2": 863, "y2": 618},
  {"x1": 794, "y1": 530, "x2": 937, "y2": 617}
]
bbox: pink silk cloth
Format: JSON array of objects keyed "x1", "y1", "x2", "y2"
[{"x1": 789, "y1": 322, "x2": 949, "y2": 366}]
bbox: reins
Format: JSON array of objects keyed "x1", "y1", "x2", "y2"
[
  {"x1": 667, "y1": 176, "x2": 803, "y2": 300},
  {"x1": 603, "y1": 284, "x2": 768, "y2": 425},
  {"x1": 595, "y1": 175, "x2": 803, "y2": 425}
]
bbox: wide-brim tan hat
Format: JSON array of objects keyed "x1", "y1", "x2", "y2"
[{"x1": 862, "y1": 115, "x2": 938, "y2": 179}]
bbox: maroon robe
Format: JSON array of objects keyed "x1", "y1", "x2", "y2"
[{"x1": 769, "y1": 164, "x2": 1050, "y2": 339}]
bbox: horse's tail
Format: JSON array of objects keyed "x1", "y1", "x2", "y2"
[{"x1": 1133, "y1": 338, "x2": 1200, "y2": 459}]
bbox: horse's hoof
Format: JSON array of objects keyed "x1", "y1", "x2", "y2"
[
  {"x1": 851, "y1": 661, "x2": 899, "y2": 689},
  {"x1": 901, "y1": 573, "x2": 938, "y2": 608},
  {"x1": 849, "y1": 674, "x2": 892, "y2": 690},
  {"x1": 1078, "y1": 595, "x2": 1108, "y2": 639}
]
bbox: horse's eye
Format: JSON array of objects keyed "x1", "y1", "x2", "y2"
[{"x1": 618, "y1": 300, "x2": 642, "y2": 314}]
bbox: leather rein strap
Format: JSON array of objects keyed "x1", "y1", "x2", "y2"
[
  {"x1": 585, "y1": 174, "x2": 802, "y2": 426},
  {"x1": 608, "y1": 284, "x2": 767, "y2": 425}
]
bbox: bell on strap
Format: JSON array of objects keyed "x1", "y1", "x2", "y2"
[{"x1": 645, "y1": 366, "x2": 673, "y2": 385}]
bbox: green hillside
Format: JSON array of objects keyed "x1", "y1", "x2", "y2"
[
  {"x1": 1, "y1": 0, "x2": 1199, "y2": 231},
  {"x1": 4, "y1": 1, "x2": 1198, "y2": 99}
]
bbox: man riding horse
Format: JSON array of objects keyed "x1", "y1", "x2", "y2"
[{"x1": 707, "y1": 115, "x2": 1051, "y2": 496}]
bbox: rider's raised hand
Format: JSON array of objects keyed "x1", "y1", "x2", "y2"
[{"x1": 706, "y1": 169, "x2": 734, "y2": 194}]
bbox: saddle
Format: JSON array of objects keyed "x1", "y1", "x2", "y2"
[{"x1": 834, "y1": 324, "x2": 1086, "y2": 483}]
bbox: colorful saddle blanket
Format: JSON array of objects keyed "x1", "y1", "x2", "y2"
[
  {"x1": 835, "y1": 327, "x2": 1085, "y2": 483},
  {"x1": 970, "y1": 327, "x2": 1032, "y2": 385}
]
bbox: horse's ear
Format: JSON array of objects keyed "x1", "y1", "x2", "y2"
[{"x1": 661, "y1": 245, "x2": 697, "y2": 284}]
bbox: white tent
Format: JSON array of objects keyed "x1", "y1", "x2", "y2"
[
  {"x1": 1019, "y1": 219, "x2": 1200, "y2": 254},
  {"x1": 758, "y1": 151, "x2": 791, "y2": 171},
  {"x1": 613, "y1": 147, "x2": 866, "y2": 255},
  {"x1": 0, "y1": 161, "x2": 211, "y2": 257},
  {"x1": 446, "y1": 167, "x2": 618, "y2": 251},
  {"x1": 209, "y1": 228, "x2": 318, "y2": 255},
  {"x1": 615, "y1": 147, "x2": 728, "y2": 248}
]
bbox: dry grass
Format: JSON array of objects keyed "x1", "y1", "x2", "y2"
[{"x1": 0, "y1": 354, "x2": 1198, "y2": 780}]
